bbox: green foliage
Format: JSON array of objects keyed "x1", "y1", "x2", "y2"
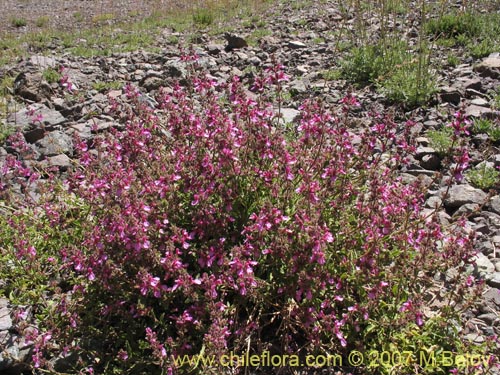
[
  {"x1": 424, "y1": 12, "x2": 480, "y2": 39},
  {"x1": 10, "y1": 17, "x2": 27, "y2": 28},
  {"x1": 92, "y1": 13, "x2": 115, "y2": 25},
  {"x1": 472, "y1": 118, "x2": 494, "y2": 135},
  {"x1": 35, "y1": 16, "x2": 50, "y2": 28},
  {"x1": 378, "y1": 58, "x2": 436, "y2": 108},
  {"x1": 0, "y1": 75, "x2": 16, "y2": 144},
  {"x1": 472, "y1": 118, "x2": 500, "y2": 143},
  {"x1": 42, "y1": 67, "x2": 61, "y2": 84},
  {"x1": 321, "y1": 69, "x2": 342, "y2": 81},
  {"x1": 466, "y1": 163, "x2": 500, "y2": 190},
  {"x1": 192, "y1": 8, "x2": 215, "y2": 26},
  {"x1": 446, "y1": 54, "x2": 459, "y2": 67},
  {"x1": 425, "y1": 11, "x2": 500, "y2": 60},
  {"x1": 340, "y1": 41, "x2": 435, "y2": 108},
  {"x1": 92, "y1": 81, "x2": 123, "y2": 93},
  {"x1": 427, "y1": 126, "x2": 454, "y2": 156},
  {"x1": 73, "y1": 11, "x2": 84, "y2": 22},
  {"x1": 468, "y1": 38, "x2": 496, "y2": 59}
]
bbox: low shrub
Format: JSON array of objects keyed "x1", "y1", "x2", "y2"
[{"x1": 0, "y1": 58, "x2": 496, "y2": 374}]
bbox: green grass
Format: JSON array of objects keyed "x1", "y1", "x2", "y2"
[
  {"x1": 0, "y1": 75, "x2": 16, "y2": 144},
  {"x1": 427, "y1": 126, "x2": 454, "y2": 156},
  {"x1": 42, "y1": 67, "x2": 61, "y2": 84},
  {"x1": 466, "y1": 163, "x2": 500, "y2": 190},
  {"x1": 10, "y1": 17, "x2": 27, "y2": 28},
  {"x1": 35, "y1": 16, "x2": 50, "y2": 28},
  {"x1": 92, "y1": 81, "x2": 123, "y2": 92},
  {"x1": 425, "y1": 11, "x2": 500, "y2": 59},
  {"x1": 0, "y1": 0, "x2": 272, "y2": 68}
]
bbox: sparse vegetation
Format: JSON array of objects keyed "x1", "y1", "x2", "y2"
[
  {"x1": 91, "y1": 80, "x2": 123, "y2": 93},
  {"x1": 10, "y1": 17, "x2": 27, "y2": 28},
  {"x1": 467, "y1": 163, "x2": 500, "y2": 190},
  {"x1": 42, "y1": 67, "x2": 61, "y2": 84},
  {"x1": 427, "y1": 126, "x2": 454, "y2": 156}
]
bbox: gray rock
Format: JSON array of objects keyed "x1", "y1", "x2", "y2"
[
  {"x1": 474, "y1": 56, "x2": 500, "y2": 78},
  {"x1": 13, "y1": 72, "x2": 51, "y2": 102},
  {"x1": 488, "y1": 195, "x2": 500, "y2": 215},
  {"x1": 474, "y1": 253, "x2": 496, "y2": 277},
  {"x1": 29, "y1": 55, "x2": 57, "y2": 69},
  {"x1": 288, "y1": 40, "x2": 307, "y2": 49},
  {"x1": 164, "y1": 59, "x2": 188, "y2": 79},
  {"x1": 0, "y1": 298, "x2": 12, "y2": 331},
  {"x1": 470, "y1": 98, "x2": 489, "y2": 107},
  {"x1": 278, "y1": 108, "x2": 300, "y2": 124},
  {"x1": 478, "y1": 313, "x2": 499, "y2": 325},
  {"x1": 206, "y1": 44, "x2": 223, "y2": 55},
  {"x1": 478, "y1": 241, "x2": 495, "y2": 255},
  {"x1": 483, "y1": 288, "x2": 500, "y2": 306},
  {"x1": 141, "y1": 76, "x2": 165, "y2": 91},
  {"x1": 8, "y1": 104, "x2": 66, "y2": 129},
  {"x1": 420, "y1": 154, "x2": 440, "y2": 170},
  {"x1": 465, "y1": 104, "x2": 493, "y2": 118},
  {"x1": 487, "y1": 272, "x2": 500, "y2": 288},
  {"x1": 439, "y1": 87, "x2": 461, "y2": 105},
  {"x1": 454, "y1": 203, "x2": 481, "y2": 218},
  {"x1": 464, "y1": 333, "x2": 485, "y2": 343},
  {"x1": 35, "y1": 131, "x2": 73, "y2": 157},
  {"x1": 443, "y1": 184, "x2": 488, "y2": 208},
  {"x1": 46, "y1": 154, "x2": 72, "y2": 170}
]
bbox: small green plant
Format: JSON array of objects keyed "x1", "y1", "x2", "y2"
[
  {"x1": 468, "y1": 38, "x2": 496, "y2": 59},
  {"x1": 472, "y1": 118, "x2": 500, "y2": 142},
  {"x1": 472, "y1": 118, "x2": 494, "y2": 134},
  {"x1": 466, "y1": 163, "x2": 500, "y2": 190},
  {"x1": 92, "y1": 13, "x2": 115, "y2": 25},
  {"x1": 35, "y1": 16, "x2": 50, "y2": 28},
  {"x1": 73, "y1": 11, "x2": 84, "y2": 22},
  {"x1": 487, "y1": 127, "x2": 500, "y2": 143},
  {"x1": 192, "y1": 8, "x2": 215, "y2": 26},
  {"x1": 378, "y1": 59, "x2": 436, "y2": 108},
  {"x1": 427, "y1": 126, "x2": 454, "y2": 156},
  {"x1": 424, "y1": 12, "x2": 480, "y2": 39},
  {"x1": 42, "y1": 67, "x2": 61, "y2": 84},
  {"x1": 322, "y1": 69, "x2": 342, "y2": 81},
  {"x1": 492, "y1": 88, "x2": 500, "y2": 110},
  {"x1": 446, "y1": 53, "x2": 459, "y2": 67},
  {"x1": 91, "y1": 80, "x2": 123, "y2": 93},
  {"x1": 10, "y1": 17, "x2": 27, "y2": 28}
]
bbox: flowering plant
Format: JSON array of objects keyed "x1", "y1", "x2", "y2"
[{"x1": 0, "y1": 59, "x2": 495, "y2": 374}]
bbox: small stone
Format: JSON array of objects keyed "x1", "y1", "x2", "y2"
[
  {"x1": 420, "y1": 154, "x2": 440, "y2": 170},
  {"x1": 464, "y1": 333, "x2": 485, "y2": 343},
  {"x1": 465, "y1": 104, "x2": 493, "y2": 118},
  {"x1": 35, "y1": 131, "x2": 73, "y2": 157},
  {"x1": 470, "y1": 98, "x2": 489, "y2": 107},
  {"x1": 0, "y1": 298, "x2": 12, "y2": 331},
  {"x1": 443, "y1": 184, "x2": 488, "y2": 208},
  {"x1": 478, "y1": 313, "x2": 499, "y2": 325},
  {"x1": 279, "y1": 108, "x2": 300, "y2": 124},
  {"x1": 487, "y1": 272, "x2": 500, "y2": 288},
  {"x1": 488, "y1": 195, "x2": 500, "y2": 215},
  {"x1": 29, "y1": 55, "x2": 57, "y2": 69},
  {"x1": 474, "y1": 56, "x2": 500, "y2": 78},
  {"x1": 46, "y1": 154, "x2": 72, "y2": 170},
  {"x1": 288, "y1": 40, "x2": 307, "y2": 49},
  {"x1": 474, "y1": 253, "x2": 496, "y2": 277},
  {"x1": 439, "y1": 87, "x2": 461, "y2": 105}
]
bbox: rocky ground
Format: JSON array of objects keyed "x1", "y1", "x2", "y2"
[
  {"x1": 0, "y1": 0, "x2": 186, "y2": 34},
  {"x1": 1, "y1": 0, "x2": 500, "y2": 373}
]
